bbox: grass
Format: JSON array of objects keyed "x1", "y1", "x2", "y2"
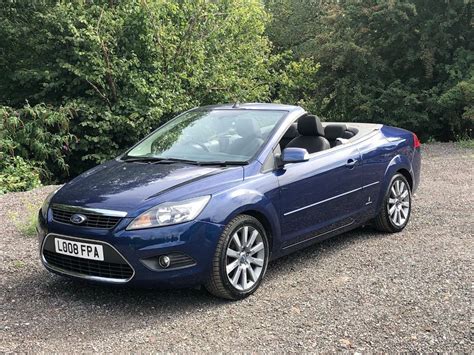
[
  {"x1": 10, "y1": 202, "x2": 40, "y2": 237},
  {"x1": 12, "y1": 260, "x2": 26, "y2": 269},
  {"x1": 456, "y1": 139, "x2": 474, "y2": 149}
]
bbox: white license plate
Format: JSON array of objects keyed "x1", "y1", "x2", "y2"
[{"x1": 54, "y1": 238, "x2": 104, "y2": 261}]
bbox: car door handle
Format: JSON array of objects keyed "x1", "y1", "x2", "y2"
[{"x1": 345, "y1": 159, "x2": 358, "y2": 168}]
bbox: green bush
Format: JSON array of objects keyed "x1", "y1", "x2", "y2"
[
  {"x1": 0, "y1": 104, "x2": 75, "y2": 182},
  {"x1": 0, "y1": 0, "x2": 279, "y2": 177},
  {"x1": 0, "y1": 156, "x2": 42, "y2": 194},
  {"x1": 2, "y1": 0, "x2": 471, "y2": 194},
  {"x1": 266, "y1": 0, "x2": 474, "y2": 141}
]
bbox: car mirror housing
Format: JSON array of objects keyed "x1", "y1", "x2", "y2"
[{"x1": 281, "y1": 147, "x2": 310, "y2": 164}]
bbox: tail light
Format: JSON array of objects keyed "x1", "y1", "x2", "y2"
[{"x1": 413, "y1": 133, "x2": 421, "y2": 149}]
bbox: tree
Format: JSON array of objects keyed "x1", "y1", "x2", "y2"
[
  {"x1": 0, "y1": 0, "x2": 276, "y2": 178},
  {"x1": 265, "y1": 0, "x2": 473, "y2": 141}
]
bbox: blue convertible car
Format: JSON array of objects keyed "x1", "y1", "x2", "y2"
[{"x1": 37, "y1": 103, "x2": 421, "y2": 299}]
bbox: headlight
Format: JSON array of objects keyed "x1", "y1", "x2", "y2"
[
  {"x1": 41, "y1": 188, "x2": 60, "y2": 219},
  {"x1": 126, "y1": 195, "x2": 211, "y2": 230}
]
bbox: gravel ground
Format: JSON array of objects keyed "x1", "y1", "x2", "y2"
[{"x1": 1, "y1": 143, "x2": 473, "y2": 352}]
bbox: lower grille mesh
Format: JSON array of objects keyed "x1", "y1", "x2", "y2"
[
  {"x1": 43, "y1": 250, "x2": 133, "y2": 280},
  {"x1": 168, "y1": 253, "x2": 196, "y2": 269}
]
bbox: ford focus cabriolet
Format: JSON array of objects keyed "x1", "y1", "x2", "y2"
[{"x1": 37, "y1": 103, "x2": 421, "y2": 300}]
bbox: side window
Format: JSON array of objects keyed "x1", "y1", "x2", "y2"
[
  {"x1": 279, "y1": 121, "x2": 299, "y2": 151},
  {"x1": 261, "y1": 120, "x2": 299, "y2": 173}
]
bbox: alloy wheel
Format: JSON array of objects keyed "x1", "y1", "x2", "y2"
[
  {"x1": 225, "y1": 225, "x2": 265, "y2": 291},
  {"x1": 387, "y1": 179, "x2": 410, "y2": 227}
]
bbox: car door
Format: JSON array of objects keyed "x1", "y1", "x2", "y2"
[{"x1": 277, "y1": 144, "x2": 365, "y2": 248}]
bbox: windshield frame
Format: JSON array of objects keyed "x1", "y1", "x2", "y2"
[{"x1": 119, "y1": 107, "x2": 290, "y2": 164}]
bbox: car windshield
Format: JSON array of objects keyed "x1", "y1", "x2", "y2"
[{"x1": 124, "y1": 109, "x2": 287, "y2": 163}]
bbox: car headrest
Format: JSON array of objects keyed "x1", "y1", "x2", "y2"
[
  {"x1": 235, "y1": 118, "x2": 261, "y2": 138},
  {"x1": 297, "y1": 114, "x2": 325, "y2": 136},
  {"x1": 342, "y1": 128, "x2": 357, "y2": 139},
  {"x1": 325, "y1": 124, "x2": 348, "y2": 140},
  {"x1": 283, "y1": 123, "x2": 298, "y2": 139}
]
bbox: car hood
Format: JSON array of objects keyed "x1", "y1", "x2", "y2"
[{"x1": 53, "y1": 160, "x2": 234, "y2": 213}]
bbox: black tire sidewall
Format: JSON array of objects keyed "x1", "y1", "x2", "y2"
[
  {"x1": 218, "y1": 216, "x2": 269, "y2": 299},
  {"x1": 385, "y1": 174, "x2": 412, "y2": 231}
]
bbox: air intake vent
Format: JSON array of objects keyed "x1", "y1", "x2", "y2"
[
  {"x1": 43, "y1": 250, "x2": 133, "y2": 280},
  {"x1": 42, "y1": 234, "x2": 133, "y2": 282},
  {"x1": 141, "y1": 253, "x2": 196, "y2": 271}
]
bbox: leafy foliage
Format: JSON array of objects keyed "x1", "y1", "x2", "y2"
[
  {"x1": 0, "y1": 104, "x2": 75, "y2": 181},
  {"x1": 266, "y1": 0, "x2": 473, "y2": 141},
  {"x1": 0, "y1": 0, "x2": 472, "y2": 193},
  {"x1": 0, "y1": 156, "x2": 42, "y2": 194},
  {"x1": 0, "y1": 0, "x2": 283, "y2": 179}
]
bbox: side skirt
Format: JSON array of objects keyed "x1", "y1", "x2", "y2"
[{"x1": 273, "y1": 218, "x2": 366, "y2": 259}]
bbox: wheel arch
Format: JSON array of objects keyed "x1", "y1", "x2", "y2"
[
  {"x1": 376, "y1": 154, "x2": 414, "y2": 211},
  {"x1": 241, "y1": 209, "x2": 274, "y2": 251},
  {"x1": 396, "y1": 168, "x2": 413, "y2": 191},
  {"x1": 221, "y1": 203, "x2": 281, "y2": 257},
  {"x1": 205, "y1": 185, "x2": 282, "y2": 255}
]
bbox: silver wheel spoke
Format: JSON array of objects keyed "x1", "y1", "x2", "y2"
[
  {"x1": 399, "y1": 208, "x2": 406, "y2": 219},
  {"x1": 391, "y1": 186, "x2": 397, "y2": 196},
  {"x1": 231, "y1": 266, "x2": 242, "y2": 286},
  {"x1": 401, "y1": 201, "x2": 410, "y2": 207},
  {"x1": 401, "y1": 207, "x2": 409, "y2": 218},
  {"x1": 250, "y1": 242, "x2": 264, "y2": 255},
  {"x1": 242, "y1": 226, "x2": 249, "y2": 246},
  {"x1": 241, "y1": 267, "x2": 247, "y2": 289},
  {"x1": 232, "y1": 233, "x2": 241, "y2": 249},
  {"x1": 400, "y1": 190, "x2": 409, "y2": 200},
  {"x1": 246, "y1": 230, "x2": 258, "y2": 248},
  {"x1": 226, "y1": 248, "x2": 240, "y2": 258},
  {"x1": 388, "y1": 198, "x2": 397, "y2": 204},
  {"x1": 226, "y1": 259, "x2": 239, "y2": 274},
  {"x1": 389, "y1": 204, "x2": 397, "y2": 216},
  {"x1": 248, "y1": 256, "x2": 264, "y2": 267},
  {"x1": 247, "y1": 265, "x2": 257, "y2": 281}
]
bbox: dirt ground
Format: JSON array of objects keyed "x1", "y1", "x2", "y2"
[{"x1": 1, "y1": 143, "x2": 472, "y2": 352}]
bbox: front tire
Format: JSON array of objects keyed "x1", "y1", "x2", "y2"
[
  {"x1": 205, "y1": 215, "x2": 269, "y2": 300},
  {"x1": 374, "y1": 173, "x2": 412, "y2": 233}
]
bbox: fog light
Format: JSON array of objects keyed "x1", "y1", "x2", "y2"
[{"x1": 159, "y1": 255, "x2": 171, "y2": 268}]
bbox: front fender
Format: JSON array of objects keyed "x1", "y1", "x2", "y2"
[{"x1": 201, "y1": 188, "x2": 282, "y2": 251}]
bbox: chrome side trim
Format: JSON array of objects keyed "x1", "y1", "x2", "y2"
[
  {"x1": 41, "y1": 233, "x2": 135, "y2": 284},
  {"x1": 363, "y1": 181, "x2": 380, "y2": 188},
  {"x1": 284, "y1": 181, "x2": 380, "y2": 216},
  {"x1": 283, "y1": 219, "x2": 355, "y2": 250},
  {"x1": 51, "y1": 204, "x2": 128, "y2": 217}
]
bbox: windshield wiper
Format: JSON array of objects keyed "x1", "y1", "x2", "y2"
[
  {"x1": 153, "y1": 159, "x2": 248, "y2": 166},
  {"x1": 122, "y1": 157, "x2": 247, "y2": 166},
  {"x1": 194, "y1": 161, "x2": 248, "y2": 166},
  {"x1": 122, "y1": 157, "x2": 166, "y2": 163}
]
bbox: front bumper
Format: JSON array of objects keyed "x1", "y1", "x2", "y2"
[{"x1": 37, "y1": 211, "x2": 224, "y2": 288}]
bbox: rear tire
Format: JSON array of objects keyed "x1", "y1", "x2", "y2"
[
  {"x1": 205, "y1": 215, "x2": 269, "y2": 300},
  {"x1": 374, "y1": 173, "x2": 411, "y2": 233}
]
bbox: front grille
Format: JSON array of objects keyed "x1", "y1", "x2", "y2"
[
  {"x1": 52, "y1": 208, "x2": 121, "y2": 229},
  {"x1": 43, "y1": 249, "x2": 133, "y2": 280}
]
